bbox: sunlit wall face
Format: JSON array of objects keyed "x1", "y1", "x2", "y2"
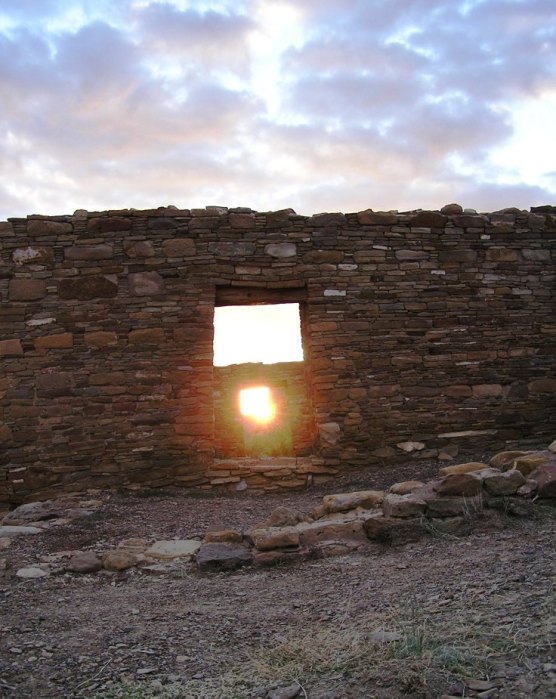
[{"x1": 213, "y1": 303, "x2": 304, "y2": 366}]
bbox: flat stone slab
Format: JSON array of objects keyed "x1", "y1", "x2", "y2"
[
  {"x1": 196, "y1": 543, "x2": 253, "y2": 572},
  {"x1": 145, "y1": 539, "x2": 201, "y2": 560},
  {"x1": 0, "y1": 526, "x2": 43, "y2": 538},
  {"x1": 16, "y1": 566, "x2": 49, "y2": 579}
]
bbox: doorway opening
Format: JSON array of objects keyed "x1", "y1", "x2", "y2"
[{"x1": 212, "y1": 288, "x2": 314, "y2": 458}]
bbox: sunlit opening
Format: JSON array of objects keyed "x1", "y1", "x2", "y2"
[
  {"x1": 239, "y1": 386, "x2": 276, "y2": 425},
  {"x1": 213, "y1": 303, "x2": 303, "y2": 366}
]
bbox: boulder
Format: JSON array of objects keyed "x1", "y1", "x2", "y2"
[
  {"x1": 102, "y1": 550, "x2": 139, "y2": 571},
  {"x1": 297, "y1": 519, "x2": 367, "y2": 548},
  {"x1": 489, "y1": 451, "x2": 528, "y2": 469},
  {"x1": 203, "y1": 530, "x2": 243, "y2": 544},
  {"x1": 66, "y1": 552, "x2": 102, "y2": 574},
  {"x1": 248, "y1": 527, "x2": 300, "y2": 551},
  {"x1": 323, "y1": 490, "x2": 384, "y2": 514},
  {"x1": 144, "y1": 540, "x2": 201, "y2": 560},
  {"x1": 529, "y1": 463, "x2": 556, "y2": 498},
  {"x1": 196, "y1": 543, "x2": 253, "y2": 572},
  {"x1": 513, "y1": 452, "x2": 555, "y2": 476},
  {"x1": 389, "y1": 480, "x2": 425, "y2": 495},
  {"x1": 0, "y1": 525, "x2": 43, "y2": 538},
  {"x1": 267, "y1": 506, "x2": 305, "y2": 527},
  {"x1": 438, "y1": 462, "x2": 489, "y2": 477},
  {"x1": 382, "y1": 493, "x2": 427, "y2": 518},
  {"x1": 482, "y1": 469, "x2": 526, "y2": 496},
  {"x1": 433, "y1": 473, "x2": 483, "y2": 497}
]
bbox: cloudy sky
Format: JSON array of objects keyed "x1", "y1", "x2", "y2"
[{"x1": 1, "y1": 0, "x2": 555, "y2": 220}]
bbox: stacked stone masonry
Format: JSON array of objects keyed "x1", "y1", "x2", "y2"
[{"x1": 0, "y1": 204, "x2": 554, "y2": 504}]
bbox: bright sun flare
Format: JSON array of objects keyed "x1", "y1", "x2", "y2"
[{"x1": 239, "y1": 386, "x2": 276, "y2": 425}]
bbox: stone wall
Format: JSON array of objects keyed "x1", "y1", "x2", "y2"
[{"x1": 0, "y1": 204, "x2": 554, "y2": 503}]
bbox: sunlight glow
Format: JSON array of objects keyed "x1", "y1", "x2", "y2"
[
  {"x1": 213, "y1": 303, "x2": 303, "y2": 366},
  {"x1": 239, "y1": 386, "x2": 276, "y2": 424}
]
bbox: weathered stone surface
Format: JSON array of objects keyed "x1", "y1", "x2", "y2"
[
  {"x1": 248, "y1": 527, "x2": 300, "y2": 550},
  {"x1": 323, "y1": 490, "x2": 384, "y2": 513},
  {"x1": 512, "y1": 453, "x2": 553, "y2": 476},
  {"x1": 129, "y1": 271, "x2": 165, "y2": 296},
  {"x1": 0, "y1": 424, "x2": 13, "y2": 444},
  {"x1": 438, "y1": 462, "x2": 489, "y2": 477},
  {"x1": 389, "y1": 480, "x2": 425, "y2": 495},
  {"x1": 27, "y1": 220, "x2": 71, "y2": 236},
  {"x1": 209, "y1": 241, "x2": 255, "y2": 256},
  {"x1": 482, "y1": 469, "x2": 526, "y2": 496},
  {"x1": 66, "y1": 552, "x2": 102, "y2": 573},
  {"x1": 36, "y1": 371, "x2": 74, "y2": 397},
  {"x1": 433, "y1": 473, "x2": 483, "y2": 497},
  {"x1": 16, "y1": 566, "x2": 49, "y2": 579},
  {"x1": 529, "y1": 463, "x2": 556, "y2": 498},
  {"x1": 363, "y1": 515, "x2": 426, "y2": 545},
  {"x1": 65, "y1": 244, "x2": 113, "y2": 261},
  {"x1": 84, "y1": 331, "x2": 118, "y2": 348},
  {"x1": 528, "y1": 379, "x2": 556, "y2": 394},
  {"x1": 34, "y1": 333, "x2": 73, "y2": 350},
  {"x1": 123, "y1": 240, "x2": 155, "y2": 258},
  {"x1": 303, "y1": 250, "x2": 344, "y2": 263},
  {"x1": 144, "y1": 540, "x2": 201, "y2": 560},
  {"x1": 102, "y1": 550, "x2": 139, "y2": 571},
  {"x1": 264, "y1": 242, "x2": 296, "y2": 258},
  {"x1": 267, "y1": 507, "x2": 305, "y2": 527},
  {"x1": 297, "y1": 519, "x2": 367, "y2": 547},
  {"x1": 162, "y1": 238, "x2": 196, "y2": 257},
  {"x1": 0, "y1": 526, "x2": 42, "y2": 538},
  {"x1": 357, "y1": 210, "x2": 398, "y2": 225},
  {"x1": 395, "y1": 250, "x2": 429, "y2": 261},
  {"x1": 409, "y1": 211, "x2": 447, "y2": 227},
  {"x1": 196, "y1": 543, "x2": 253, "y2": 571},
  {"x1": 396, "y1": 441, "x2": 425, "y2": 452},
  {"x1": 9, "y1": 279, "x2": 47, "y2": 301},
  {"x1": 128, "y1": 328, "x2": 164, "y2": 345},
  {"x1": 0, "y1": 339, "x2": 23, "y2": 356},
  {"x1": 58, "y1": 276, "x2": 117, "y2": 300},
  {"x1": 318, "y1": 422, "x2": 340, "y2": 445},
  {"x1": 440, "y1": 203, "x2": 463, "y2": 215},
  {"x1": 88, "y1": 217, "x2": 131, "y2": 233},
  {"x1": 13, "y1": 246, "x2": 54, "y2": 266},
  {"x1": 490, "y1": 451, "x2": 529, "y2": 469},
  {"x1": 229, "y1": 213, "x2": 256, "y2": 229},
  {"x1": 382, "y1": 493, "x2": 427, "y2": 518},
  {"x1": 203, "y1": 530, "x2": 243, "y2": 544}
]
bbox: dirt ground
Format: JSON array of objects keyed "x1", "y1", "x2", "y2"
[{"x1": 1, "y1": 456, "x2": 555, "y2": 699}]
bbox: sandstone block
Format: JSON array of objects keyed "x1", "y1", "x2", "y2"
[
  {"x1": 486, "y1": 248, "x2": 519, "y2": 262},
  {"x1": 208, "y1": 241, "x2": 256, "y2": 256},
  {"x1": 323, "y1": 490, "x2": 384, "y2": 513},
  {"x1": 303, "y1": 250, "x2": 344, "y2": 263},
  {"x1": 84, "y1": 331, "x2": 118, "y2": 348},
  {"x1": 298, "y1": 520, "x2": 367, "y2": 547},
  {"x1": 389, "y1": 480, "x2": 425, "y2": 495},
  {"x1": 203, "y1": 530, "x2": 243, "y2": 544},
  {"x1": 482, "y1": 469, "x2": 526, "y2": 496},
  {"x1": 129, "y1": 271, "x2": 165, "y2": 295},
  {"x1": 528, "y1": 379, "x2": 556, "y2": 393},
  {"x1": 318, "y1": 422, "x2": 340, "y2": 445},
  {"x1": 409, "y1": 211, "x2": 447, "y2": 227},
  {"x1": 357, "y1": 210, "x2": 398, "y2": 225},
  {"x1": 13, "y1": 246, "x2": 54, "y2": 266},
  {"x1": 310, "y1": 212, "x2": 346, "y2": 226},
  {"x1": 440, "y1": 203, "x2": 463, "y2": 215},
  {"x1": 513, "y1": 453, "x2": 553, "y2": 476},
  {"x1": 438, "y1": 249, "x2": 477, "y2": 263},
  {"x1": 145, "y1": 540, "x2": 201, "y2": 560},
  {"x1": 88, "y1": 217, "x2": 131, "y2": 233},
  {"x1": 0, "y1": 424, "x2": 13, "y2": 444},
  {"x1": 254, "y1": 548, "x2": 313, "y2": 566},
  {"x1": 58, "y1": 276, "x2": 117, "y2": 300},
  {"x1": 27, "y1": 220, "x2": 71, "y2": 235},
  {"x1": 196, "y1": 543, "x2": 253, "y2": 571},
  {"x1": 65, "y1": 244, "x2": 113, "y2": 261},
  {"x1": 102, "y1": 550, "x2": 139, "y2": 571},
  {"x1": 34, "y1": 333, "x2": 73, "y2": 350},
  {"x1": 0, "y1": 339, "x2": 23, "y2": 357},
  {"x1": 36, "y1": 371, "x2": 74, "y2": 397},
  {"x1": 229, "y1": 213, "x2": 256, "y2": 228},
  {"x1": 248, "y1": 527, "x2": 300, "y2": 551},
  {"x1": 472, "y1": 384, "x2": 502, "y2": 398},
  {"x1": 66, "y1": 552, "x2": 102, "y2": 574},
  {"x1": 529, "y1": 463, "x2": 556, "y2": 498},
  {"x1": 264, "y1": 242, "x2": 296, "y2": 258},
  {"x1": 162, "y1": 238, "x2": 196, "y2": 257},
  {"x1": 489, "y1": 451, "x2": 528, "y2": 469},
  {"x1": 438, "y1": 462, "x2": 488, "y2": 477},
  {"x1": 396, "y1": 441, "x2": 425, "y2": 452},
  {"x1": 267, "y1": 507, "x2": 305, "y2": 527},
  {"x1": 123, "y1": 240, "x2": 155, "y2": 258},
  {"x1": 128, "y1": 328, "x2": 165, "y2": 345},
  {"x1": 433, "y1": 473, "x2": 483, "y2": 497},
  {"x1": 9, "y1": 279, "x2": 47, "y2": 301},
  {"x1": 395, "y1": 250, "x2": 429, "y2": 260},
  {"x1": 382, "y1": 493, "x2": 427, "y2": 518}
]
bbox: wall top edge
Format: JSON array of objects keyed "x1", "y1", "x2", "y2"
[{"x1": 3, "y1": 203, "x2": 555, "y2": 225}]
